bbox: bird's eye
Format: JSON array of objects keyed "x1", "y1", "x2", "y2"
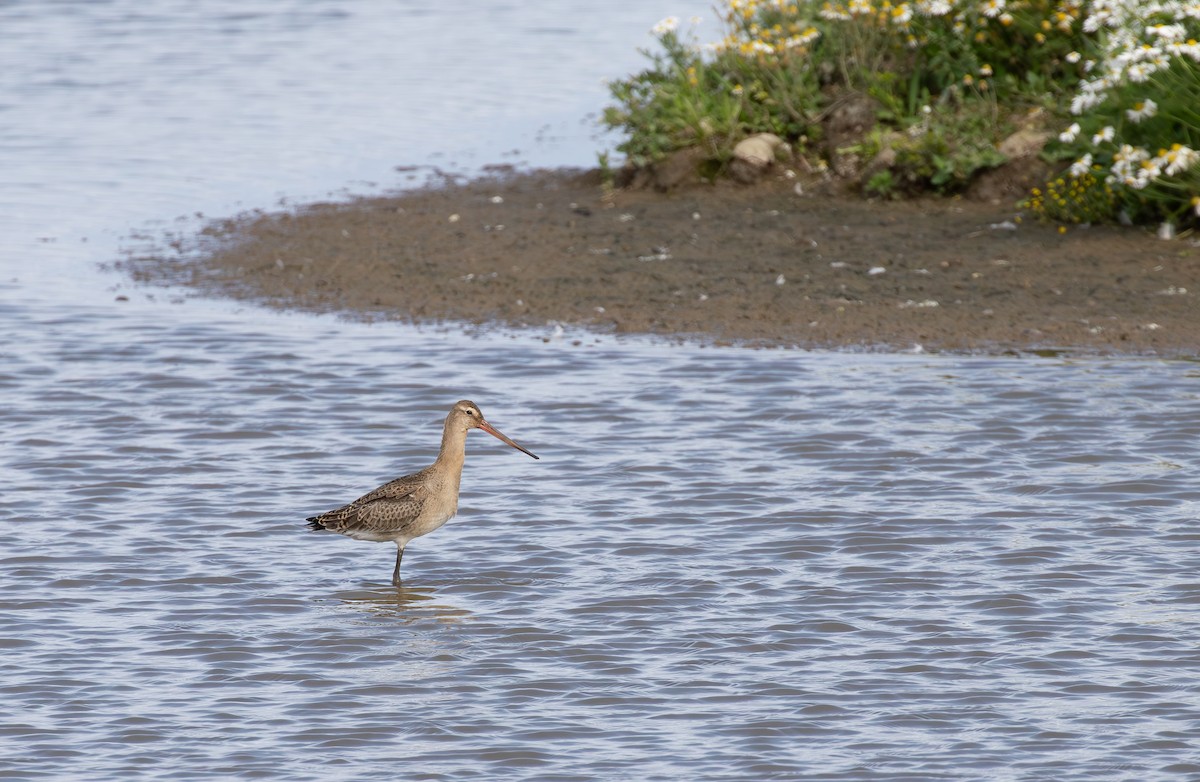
[{"x1": 466, "y1": 409, "x2": 475, "y2": 416}]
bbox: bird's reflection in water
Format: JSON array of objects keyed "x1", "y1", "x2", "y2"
[{"x1": 330, "y1": 583, "x2": 470, "y2": 624}]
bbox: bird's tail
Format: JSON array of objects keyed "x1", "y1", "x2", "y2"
[{"x1": 306, "y1": 516, "x2": 327, "y2": 532}]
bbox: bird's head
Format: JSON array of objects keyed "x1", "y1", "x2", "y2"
[{"x1": 451, "y1": 400, "x2": 539, "y2": 459}]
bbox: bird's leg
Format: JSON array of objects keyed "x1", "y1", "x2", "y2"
[{"x1": 392, "y1": 545, "x2": 404, "y2": 586}]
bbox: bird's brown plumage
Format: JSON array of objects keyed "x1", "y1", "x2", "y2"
[
  {"x1": 306, "y1": 471, "x2": 430, "y2": 540},
  {"x1": 306, "y1": 400, "x2": 538, "y2": 584}
]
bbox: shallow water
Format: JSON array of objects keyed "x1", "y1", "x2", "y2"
[
  {"x1": 3, "y1": 1, "x2": 1200, "y2": 780},
  {"x1": 4, "y1": 295, "x2": 1200, "y2": 780},
  {"x1": 0, "y1": 0, "x2": 703, "y2": 295}
]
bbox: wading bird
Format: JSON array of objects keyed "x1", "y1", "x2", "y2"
[{"x1": 307, "y1": 400, "x2": 539, "y2": 584}]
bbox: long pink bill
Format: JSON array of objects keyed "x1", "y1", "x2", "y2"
[{"x1": 478, "y1": 420, "x2": 540, "y2": 460}]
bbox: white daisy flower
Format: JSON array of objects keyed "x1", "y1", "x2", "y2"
[
  {"x1": 1126, "y1": 99, "x2": 1158, "y2": 122},
  {"x1": 1161, "y1": 145, "x2": 1200, "y2": 176},
  {"x1": 651, "y1": 16, "x2": 680, "y2": 36},
  {"x1": 891, "y1": 4, "x2": 913, "y2": 24},
  {"x1": 1059, "y1": 122, "x2": 1081, "y2": 143},
  {"x1": 1092, "y1": 126, "x2": 1115, "y2": 144},
  {"x1": 1147, "y1": 23, "x2": 1186, "y2": 41},
  {"x1": 981, "y1": 0, "x2": 1005, "y2": 18}
]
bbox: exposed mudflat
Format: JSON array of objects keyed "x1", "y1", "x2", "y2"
[{"x1": 127, "y1": 168, "x2": 1200, "y2": 356}]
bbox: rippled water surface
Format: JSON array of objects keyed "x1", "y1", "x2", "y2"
[
  {"x1": 0, "y1": 0, "x2": 703, "y2": 294},
  {"x1": 4, "y1": 297, "x2": 1200, "y2": 780},
  {"x1": 4, "y1": 1, "x2": 1200, "y2": 780}
]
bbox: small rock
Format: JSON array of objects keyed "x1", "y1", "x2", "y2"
[
  {"x1": 997, "y1": 128, "x2": 1051, "y2": 159},
  {"x1": 733, "y1": 133, "x2": 783, "y2": 166},
  {"x1": 638, "y1": 247, "x2": 671, "y2": 262},
  {"x1": 730, "y1": 133, "x2": 785, "y2": 183}
]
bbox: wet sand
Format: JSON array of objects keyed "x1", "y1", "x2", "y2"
[{"x1": 125, "y1": 168, "x2": 1200, "y2": 356}]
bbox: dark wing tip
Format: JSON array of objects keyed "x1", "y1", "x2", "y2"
[{"x1": 306, "y1": 517, "x2": 326, "y2": 531}]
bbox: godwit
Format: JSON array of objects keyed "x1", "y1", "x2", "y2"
[{"x1": 307, "y1": 400, "x2": 539, "y2": 585}]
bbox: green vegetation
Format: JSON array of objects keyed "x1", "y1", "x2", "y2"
[{"x1": 603, "y1": 1, "x2": 1200, "y2": 229}]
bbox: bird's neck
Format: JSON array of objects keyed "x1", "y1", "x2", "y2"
[{"x1": 433, "y1": 419, "x2": 468, "y2": 478}]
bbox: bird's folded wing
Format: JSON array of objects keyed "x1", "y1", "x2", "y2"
[{"x1": 314, "y1": 482, "x2": 426, "y2": 534}]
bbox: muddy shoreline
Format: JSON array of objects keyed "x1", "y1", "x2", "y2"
[{"x1": 124, "y1": 168, "x2": 1200, "y2": 357}]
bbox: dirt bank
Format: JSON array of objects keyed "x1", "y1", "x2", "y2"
[{"x1": 123, "y1": 168, "x2": 1200, "y2": 356}]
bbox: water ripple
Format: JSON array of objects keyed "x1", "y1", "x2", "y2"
[{"x1": 2, "y1": 304, "x2": 1200, "y2": 780}]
